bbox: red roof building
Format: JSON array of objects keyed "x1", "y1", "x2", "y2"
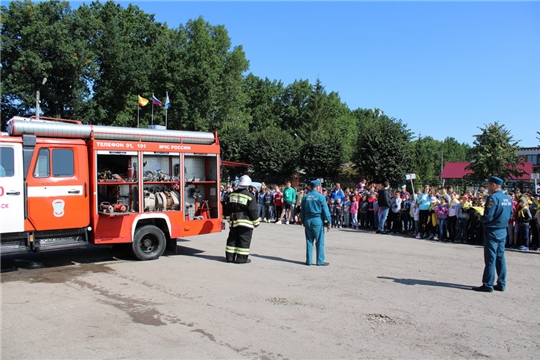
[
  {"x1": 441, "y1": 162, "x2": 533, "y2": 180},
  {"x1": 517, "y1": 147, "x2": 540, "y2": 173}
]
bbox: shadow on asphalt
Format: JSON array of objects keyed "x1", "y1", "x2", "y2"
[
  {"x1": 0, "y1": 244, "x2": 133, "y2": 273},
  {"x1": 177, "y1": 246, "x2": 306, "y2": 265},
  {"x1": 249, "y1": 253, "x2": 306, "y2": 266},
  {"x1": 378, "y1": 276, "x2": 473, "y2": 290},
  {"x1": 177, "y1": 245, "x2": 227, "y2": 262},
  {"x1": 1, "y1": 238, "x2": 201, "y2": 272}
]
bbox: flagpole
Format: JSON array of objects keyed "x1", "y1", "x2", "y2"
[
  {"x1": 151, "y1": 102, "x2": 154, "y2": 125},
  {"x1": 164, "y1": 92, "x2": 170, "y2": 129},
  {"x1": 137, "y1": 105, "x2": 140, "y2": 128}
]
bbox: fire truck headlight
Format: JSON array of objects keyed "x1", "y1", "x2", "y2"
[{"x1": 87, "y1": 226, "x2": 93, "y2": 232}]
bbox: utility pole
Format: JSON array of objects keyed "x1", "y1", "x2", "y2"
[
  {"x1": 35, "y1": 77, "x2": 47, "y2": 118},
  {"x1": 440, "y1": 138, "x2": 445, "y2": 188},
  {"x1": 36, "y1": 90, "x2": 40, "y2": 118}
]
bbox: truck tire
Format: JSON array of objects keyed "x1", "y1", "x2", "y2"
[{"x1": 132, "y1": 225, "x2": 166, "y2": 260}]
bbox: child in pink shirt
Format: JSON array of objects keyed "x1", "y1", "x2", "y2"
[{"x1": 350, "y1": 196, "x2": 359, "y2": 229}]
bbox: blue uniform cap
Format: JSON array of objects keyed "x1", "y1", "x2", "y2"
[
  {"x1": 487, "y1": 176, "x2": 504, "y2": 186},
  {"x1": 310, "y1": 179, "x2": 321, "y2": 188}
]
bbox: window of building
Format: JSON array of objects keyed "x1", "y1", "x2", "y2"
[{"x1": 527, "y1": 155, "x2": 538, "y2": 165}]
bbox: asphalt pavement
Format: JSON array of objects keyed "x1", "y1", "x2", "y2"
[{"x1": 2, "y1": 222, "x2": 539, "y2": 359}]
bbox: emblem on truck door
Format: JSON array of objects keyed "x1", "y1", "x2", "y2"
[{"x1": 52, "y1": 199, "x2": 65, "y2": 217}]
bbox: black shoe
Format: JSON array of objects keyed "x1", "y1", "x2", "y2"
[
  {"x1": 234, "y1": 259, "x2": 251, "y2": 264},
  {"x1": 316, "y1": 262, "x2": 330, "y2": 266},
  {"x1": 472, "y1": 285, "x2": 493, "y2": 292},
  {"x1": 493, "y1": 284, "x2": 505, "y2": 292},
  {"x1": 305, "y1": 262, "x2": 311, "y2": 266},
  {"x1": 375, "y1": 230, "x2": 381, "y2": 234}
]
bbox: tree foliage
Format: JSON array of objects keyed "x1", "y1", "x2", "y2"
[
  {"x1": 442, "y1": 137, "x2": 471, "y2": 163},
  {"x1": 249, "y1": 127, "x2": 299, "y2": 178},
  {"x1": 352, "y1": 111, "x2": 413, "y2": 185},
  {"x1": 87, "y1": 1, "x2": 165, "y2": 127},
  {"x1": 410, "y1": 136, "x2": 440, "y2": 185},
  {"x1": 278, "y1": 79, "x2": 312, "y2": 134},
  {"x1": 0, "y1": 1, "x2": 508, "y2": 184},
  {"x1": 174, "y1": 17, "x2": 250, "y2": 131},
  {"x1": 465, "y1": 122, "x2": 524, "y2": 183},
  {"x1": 1, "y1": 0, "x2": 97, "y2": 120},
  {"x1": 244, "y1": 74, "x2": 285, "y2": 133},
  {"x1": 410, "y1": 136, "x2": 471, "y2": 186},
  {"x1": 299, "y1": 134, "x2": 344, "y2": 180}
]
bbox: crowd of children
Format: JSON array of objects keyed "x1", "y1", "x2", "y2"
[{"x1": 222, "y1": 180, "x2": 540, "y2": 251}]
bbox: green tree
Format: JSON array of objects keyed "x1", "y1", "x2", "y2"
[
  {"x1": 303, "y1": 78, "x2": 329, "y2": 129},
  {"x1": 410, "y1": 136, "x2": 471, "y2": 186},
  {"x1": 299, "y1": 131, "x2": 344, "y2": 180},
  {"x1": 465, "y1": 122, "x2": 524, "y2": 183},
  {"x1": 243, "y1": 74, "x2": 285, "y2": 133},
  {"x1": 174, "y1": 17, "x2": 250, "y2": 132},
  {"x1": 85, "y1": 1, "x2": 166, "y2": 127},
  {"x1": 319, "y1": 92, "x2": 357, "y2": 162},
  {"x1": 352, "y1": 110, "x2": 413, "y2": 185},
  {"x1": 296, "y1": 78, "x2": 356, "y2": 176},
  {"x1": 249, "y1": 127, "x2": 299, "y2": 178},
  {"x1": 410, "y1": 135, "x2": 440, "y2": 185},
  {"x1": 441, "y1": 137, "x2": 471, "y2": 163},
  {"x1": 278, "y1": 79, "x2": 312, "y2": 133},
  {"x1": 1, "y1": 0, "x2": 97, "y2": 122},
  {"x1": 219, "y1": 120, "x2": 252, "y2": 174},
  {"x1": 152, "y1": 24, "x2": 187, "y2": 129}
]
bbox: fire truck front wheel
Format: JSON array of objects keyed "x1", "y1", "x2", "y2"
[{"x1": 132, "y1": 225, "x2": 166, "y2": 260}]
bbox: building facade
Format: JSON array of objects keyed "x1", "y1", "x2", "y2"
[{"x1": 518, "y1": 147, "x2": 540, "y2": 174}]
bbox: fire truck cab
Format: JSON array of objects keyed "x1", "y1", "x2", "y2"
[{"x1": 0, "y1": 116, "x2": 223, "y2": 260}]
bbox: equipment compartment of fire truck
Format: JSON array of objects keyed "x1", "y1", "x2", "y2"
[{"x1": 0, "y1": 116, "x2": 223, "y2": 260}]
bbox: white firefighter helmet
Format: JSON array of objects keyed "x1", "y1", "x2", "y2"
[{"x1": 237, "y1": 175, "x2": 252, "y2": 189}]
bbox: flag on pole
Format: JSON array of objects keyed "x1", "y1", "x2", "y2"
[
  {"x1": 152, "y1": 94, "x2": 163, "y2": 106},
  {"x1": 164, "y1": 92, "x2": 170, "y2": 110},
  {"x1": 138, "y1": 95, "x2": 149, "y2": 107}
]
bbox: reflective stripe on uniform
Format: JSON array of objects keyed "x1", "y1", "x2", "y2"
[
  {"x1": 228, "y1": 193, "x2": 251, "y2": 205},
  {"x1": 236, "y1": 247, "x2": 250, "y2": 255},
  {"x1": 229, "y1": 218, "x2": 259, "y2": 228},
  {"x1": 251, "y1": 218, "x2": 260, "y2": 226},
  {"x1": 226, "y1": 246, "x2": 249, "y2": 255}
]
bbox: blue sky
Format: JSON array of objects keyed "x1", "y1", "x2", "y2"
[{"x1": 114, "y1": 1, "x2": 539, "y2": 146}]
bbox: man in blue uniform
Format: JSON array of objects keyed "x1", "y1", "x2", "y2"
[
  {"x1": 472, "y1": 176, "x2": 513, "y2": 292},
  {"x1": 301, "y1": 179, "x2": 332, "y2": 266}
]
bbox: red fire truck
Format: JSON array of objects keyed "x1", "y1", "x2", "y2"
[{"x1": 0, "y1": 116, "x2": 223, "y2": 260}]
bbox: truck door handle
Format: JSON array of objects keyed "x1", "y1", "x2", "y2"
[
  {"x1": 68, "y1": 190, "x2": 81, "y2": 194},
  {"x1": 6, "y1": 191, "x2": 21, "y2": 195}
]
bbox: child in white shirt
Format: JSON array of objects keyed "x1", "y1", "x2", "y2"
[{"x1": 413, "y1": 202, "x2": 420, "y2": 238}]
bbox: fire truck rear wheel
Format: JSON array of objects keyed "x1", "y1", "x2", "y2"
[{"x1": 132, "y1": 225, "x2": 166, "y2": 260}]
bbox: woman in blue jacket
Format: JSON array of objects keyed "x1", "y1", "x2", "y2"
[{"x1": 416, "y1": 185, "x2": 432, "y2": 238}]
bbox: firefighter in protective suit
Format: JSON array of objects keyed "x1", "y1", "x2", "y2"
[{"x1": 224, "y1": 175, "x2": 260, "y2": 263}]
